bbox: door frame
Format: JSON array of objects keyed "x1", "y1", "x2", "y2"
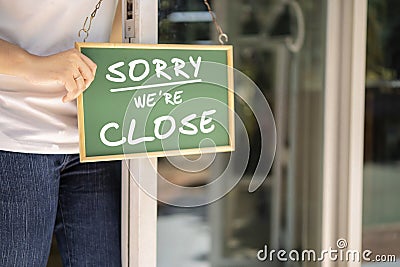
[
  {"x1": 322, "y1": 1, "x2": 367, "y2": 267},
  {"x1": 117, "y1": 0, "x2": 368, "y2": 266},
  {"x1": 120, "y1": 1, "x2": 158, "y2": 267}
]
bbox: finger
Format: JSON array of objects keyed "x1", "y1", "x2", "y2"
[
  {"x1": 75, "y1": 75, "x2": 86, "y2": 92},
  {"x1": 79, "y1": 53, "x2": 97, "y2": 76},
  {"x1": 76, "y1": 60, "x2": 94, "y2": 88},
  {"x1": 62, "y1": 77, "x2": 79, "y2": 103},
  {"x1": 69, "y1": 74, "x2": 86, "y2": 100},
  {"x1": 62, "y1": 93, "x2": 74, "y2": 103},
  {"x1": 62, "y1": 87, "x2": 82, "y2": 103},
  {"x1": 62, "y1": 73, "x2": 85, "y2": 102}
]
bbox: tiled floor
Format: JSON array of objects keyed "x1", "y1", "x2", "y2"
[{"x1": 363, "y1": 223, "x2": 400, "y2": 260}]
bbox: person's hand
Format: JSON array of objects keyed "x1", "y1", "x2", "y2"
[{"x1": 23, "y1": 49, "x2": 97, "y2": 102}]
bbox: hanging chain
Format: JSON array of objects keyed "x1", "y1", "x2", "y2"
[
  {"x1": 203, "y1": 0, "x2": 228, "y2": 45},
  {"x1": 78, "y1": 0, "x2": 227, "y2": 44},
  {"x1": 78, "y1": 0, "x2": 103, "y2": 42}
]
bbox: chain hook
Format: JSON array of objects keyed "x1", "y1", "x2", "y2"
[
  {"x1": 78, "y1": 17, "x2": 92, "y2": 42},
  {"x1": 78, "y1": 0, "x2": 103, "y2": 42},
  {"x1": 204, "y1": 0, "x2": 229, "y2": 45},
  {"x1": 218, "y1": 33, "x2": 228, "y2": 45}
]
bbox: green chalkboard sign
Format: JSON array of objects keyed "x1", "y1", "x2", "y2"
[{"x1": 76, "y1": 43, "x2": 234, "y2": 162}]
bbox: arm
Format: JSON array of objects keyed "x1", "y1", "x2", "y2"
[{"x1": 0, "y1": 39, "x2": 96, "y2": 102}]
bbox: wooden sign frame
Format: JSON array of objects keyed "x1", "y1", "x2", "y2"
[{"x1": 76, "y1": 42, "x2": 234, "y2": 162}]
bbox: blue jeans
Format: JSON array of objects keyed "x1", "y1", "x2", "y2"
[{"x1": 0, "y1": 151, "x2": 121, "y2": 267}]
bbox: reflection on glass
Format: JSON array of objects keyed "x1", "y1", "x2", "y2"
[
  {"x1": 157, "y1": 1, "x2": 327, "y2": 266},
  {"x1": 363, "y1": 0, "x2": 400, "y2": 262}
]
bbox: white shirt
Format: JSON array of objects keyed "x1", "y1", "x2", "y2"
[{"x1": 0, "y1": 0, "x2": 118, "y2": 154}]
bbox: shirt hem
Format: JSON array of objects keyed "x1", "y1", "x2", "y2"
[{"x1": 0, "y1": 143, "x2": 79, "y2": 155}]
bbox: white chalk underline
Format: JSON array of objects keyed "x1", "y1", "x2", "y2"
[{"x1": 110, "y1": 79, "x2": 203, "y2": 93}]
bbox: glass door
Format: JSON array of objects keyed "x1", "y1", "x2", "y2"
[
  {"x1": 157, "y1": 0, "x2": 327, "y2": 266},
  {"x1": 363, "y1": 0, "x2": 400, "y2": 265}
]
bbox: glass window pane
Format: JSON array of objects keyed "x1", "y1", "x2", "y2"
[
  {"x1": 363, "y1": 0, "x2": 400, "y2": 262},
  {"x1": 157, "y1": 1, "x2": 327, "y2": 266}
]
